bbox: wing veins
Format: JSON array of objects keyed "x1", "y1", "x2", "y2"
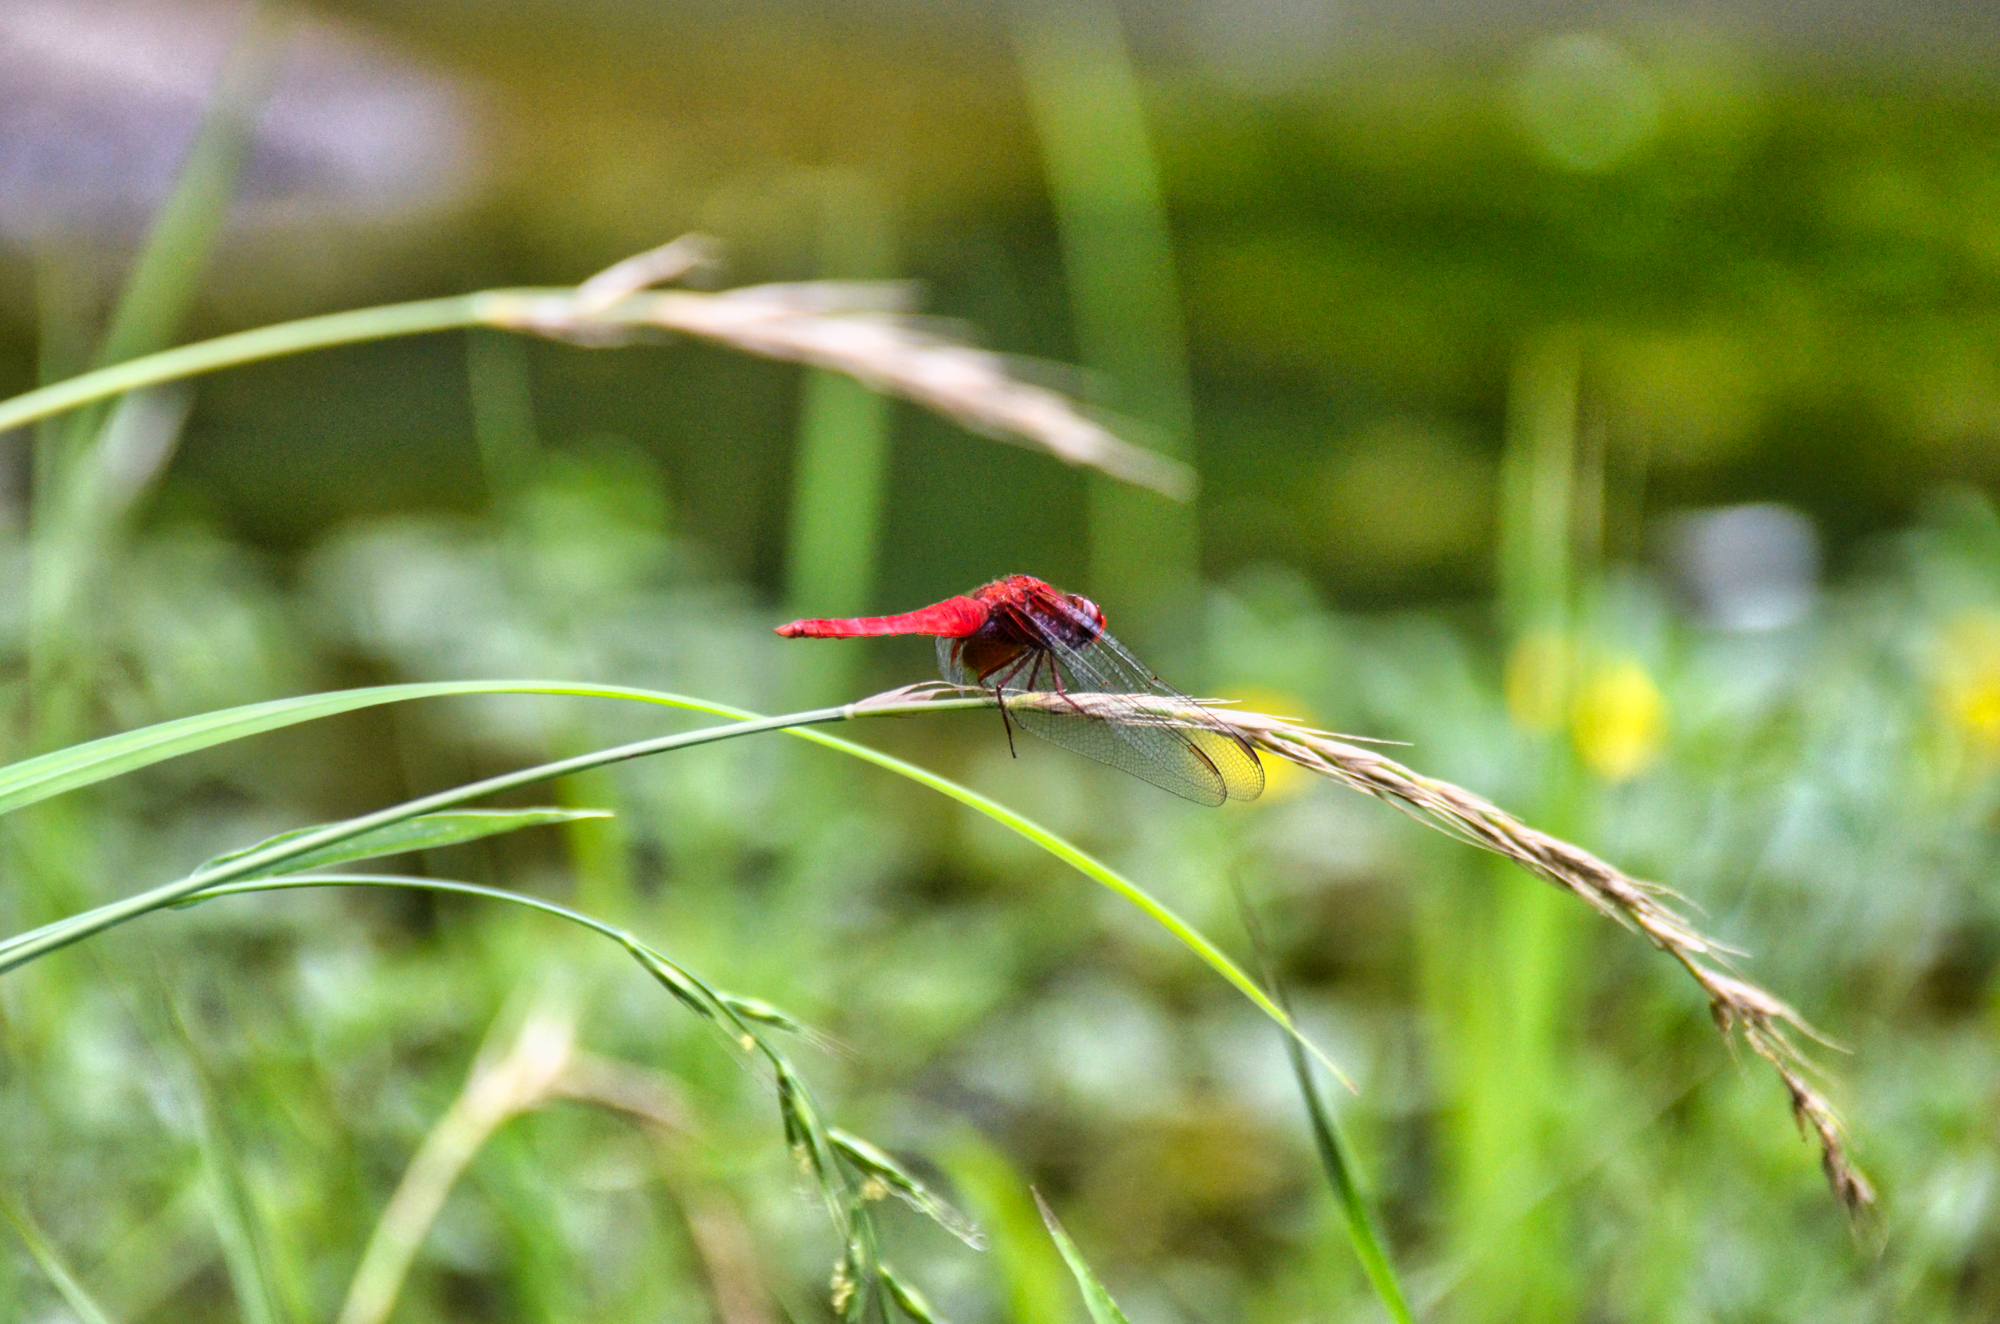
[{"x1": 1005, "y1": 599, "x2": 1238, "y2": 803}]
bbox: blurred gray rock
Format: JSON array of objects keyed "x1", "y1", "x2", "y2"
[
  {"x1": 0, "y1": 0, "x2": 476, "y2": 245},
  {"x1": 1666, "y1": 502, "x2": 1821, "y2": 631}
]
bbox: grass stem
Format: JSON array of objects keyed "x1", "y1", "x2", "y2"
[
  {"x1": 0, "y1": 273, "x2": 1193, "y2": 497},
  {"x1": 1234, "y1": 882, "x2": 1413, "y2": 1324},
  {"x1": 335, "y1": 1002, "x2": 578, "y2": 1324},
  {"x1": 0, "y1": 687, "x2": 1339, "y2": 1089},
  {"x1": 1012, "y1": 0, "x2": 1198, "y2": 644}
]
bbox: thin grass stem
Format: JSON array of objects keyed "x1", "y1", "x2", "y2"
[
  {"x1": 336, "y1": 1003, "x2": 578, "y2": 1324},
  {"x1": 177, "y1": 873, "x2": 907, "y2": 1320},
  {"x1": 0, "y1": 253, "x2": 1193, "y2": 497},
  {"x1": 0, "y1": 1190, "x2": 118, "y2": 1324},
  {"x1": 0, "y1": 687, "x2": 1342, "y2": 1089},
  {"x1": 0, "y1": 296, "x2": 491, "y2": 435},
  {"x1": 0, "y1": 704, "x2": 849, "y2": 971},
  {"x1": 1233, "y1": 882, "x2": 1413, "y2": 1324},
  {"x1": 183, "y1": 873, "x2": 643, "y2": 944},
  {"x1": 83, "y1": 3, "x2": 292, "y2": 381},
  {"x1": 1012, "y1": 0, "x2": 1198, "y2": 639}
]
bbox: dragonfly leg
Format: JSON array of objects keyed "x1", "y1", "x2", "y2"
[
  {"x1": 1044, "y1": 657, "x2": 1092, "y2": 717},
  {"x1": 993, "y1": 682, "x2": 1017, "y2": 757},
  {"x1": 979, "y1": 651, "x2": 1036, "y2": 759}
]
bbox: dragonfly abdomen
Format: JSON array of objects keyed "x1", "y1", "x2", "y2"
[{"x1": 775, "y1": 597, "x2": 988, "y2": 638}]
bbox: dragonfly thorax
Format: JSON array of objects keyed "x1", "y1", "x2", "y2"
[{"x1": 968, "y1": 576, "x2": 1105, "y2": 650}]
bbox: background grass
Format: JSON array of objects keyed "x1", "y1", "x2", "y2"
[{"x1": 3, "y1": 1, "x2": 2000, "y2": 1321}]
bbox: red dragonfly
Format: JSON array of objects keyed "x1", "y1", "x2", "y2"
[{"x1": 777, "y1": 574, "x2": 1264, "y2": 805}]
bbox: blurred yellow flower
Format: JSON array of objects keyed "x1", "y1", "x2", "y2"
[
  {"x1": 1505, "y1": 628, "x2": 1573, "y2": 733},
  {"x1": 1216, "y1": 687, "x2": 1315, "y2": 801},
  {"x1": 1569, "y1": 657, "x2": 1667, "y2": 781},
  {"x1": 1933, "y1": 610, "x2": 2000, "y2": 751}
]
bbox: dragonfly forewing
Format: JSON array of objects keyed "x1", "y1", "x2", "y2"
[
  {"x1": 938, "y1": 604, "x2": 1265, "y2": 805},
  {"x1": 1008, "y1": 695, "x2": 1235, "y2": 804}
]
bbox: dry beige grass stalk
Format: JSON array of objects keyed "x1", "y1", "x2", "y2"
[
  {"x1": 902, "y1": 686, "x2": 1874, "y2": 1213},
  {"x1": 336, "y1": 1007, "x2": 581, "y2": 1324},
  {"x1": 482, "y1": 236, "x2": 1195, "y2": 500},
  {"x1": 338, "y1": 1002, "x2": 775, "y2": 1324}
]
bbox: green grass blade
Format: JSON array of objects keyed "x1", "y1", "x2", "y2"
[
  {"x1": 783, "y1": 172, "x2": 896, "y2": 708},
  {"x1": 0, "y1": 704, "x2": 855, "y2": 972},
  {"x1": 194, "y1": 809, "x2": 609, "y2": 882},
  {"x1": 0, "y1": 296, "x2": 492, "y2": 437},
  {"x1": 226, "y1": 875, "x2": 902, "y2": 1310},
  {"x1": 155, "y1": 997, "x2": 285, "y2": 1324},
  {"x1": 186, "y1": 875, "x2": 791, "y2": 1150},
  {"x1": 1012, "y1": 0, "x2": 1198, "y2": 643},
  {"x1": 0, "y1": 1190, "x2": 117, "y2": 1324},
  {"x1": 780, "y1": 722, "x2": 1354, "y2": 1091},
  {"x1": 465, "y1": 327, "x2": 539, "y2": 496},
  {"x1": 176, "y1": 873, "x2": 878, "y2": 1265},
  {"x1": 29, "y1": 6, "x2": 287, "y2": 734},
  {"x1": 1032, "y1": 1191, "x2": 1131, "y2": 1324},
  {"x1": 828, "y1": 1128, "x2": 983, "y2": 1249},
  {"x1": 1234, "y1": 886, "x2": 1414, "y2": 1324},
  {"x1": 196, "y1": 1106, "x2": 283, "y2": 1324},
  {"x1": 1284, "y1": 1024, "x2": 1414, "y2": 1323},
  {"x1": 0, "y1": 679, "x2": 720, "y2": 816},
  {"x1": 185, "y1": 874, "x2": 702, "y2": 967},
  {"x1": 880, "y1": 1263, "x2": 946, "y2": 1324},
  {"x1": 940, "y1": 1132, "x2": 1076, "y2": 1324},
  {"x1": 86, "y1": 4, "x2": 290, "y2": 379},
  {"x1": 0, "y1": 684, "x2": 1346, "y2": 1087}
]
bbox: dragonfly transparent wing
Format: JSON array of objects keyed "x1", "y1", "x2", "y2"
[
  {"x1": 942, "y1": 598, "x2": 1265, "y2": 804},
  {"x1": 1030, "y1": 624, "x2": 1265, "y2": 804}
]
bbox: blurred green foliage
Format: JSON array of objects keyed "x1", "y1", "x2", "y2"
[{"x1": 3, "y1": 3, "x2": 2000, "y2": 1322}]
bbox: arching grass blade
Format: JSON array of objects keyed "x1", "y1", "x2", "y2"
[
  {"x1": 0, "y1": 685, "x2": 1347, "y2": 1089},
  {"x1": 0, "y1": 680, "x2": 693, "y2": 817}
]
